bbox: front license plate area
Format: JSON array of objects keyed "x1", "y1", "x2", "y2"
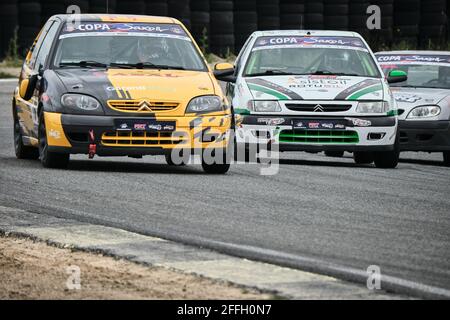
[
  {"x1": 115, "y1": 119, "x2": 176, "y2": 132},
  {"x1": 292, "y1": 119, "x2": 346, "y2": 130}
]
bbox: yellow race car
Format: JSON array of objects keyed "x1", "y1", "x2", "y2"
[{"x1": 13, "y1": 14, "x2": 234, "y2": 173}]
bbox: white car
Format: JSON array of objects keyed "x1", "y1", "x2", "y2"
[
  {"x1": 214, "y1": 30, "x2": 407, "y2": 168},
  {"x1": 375, "y1": 51, "x2": 450, "y2": 166}
]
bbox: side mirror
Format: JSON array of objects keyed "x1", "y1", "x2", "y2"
[
  {"x1": 213, "y1": 62, "x2": 236, "y2": 82},
  {"x1": 19, "y1": 74, "x2": 38, "y2": 101},
  {"x1": 387, "y1": 70, "x2": 407, "y2": 84}
]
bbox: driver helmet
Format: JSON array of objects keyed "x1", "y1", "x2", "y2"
[{"x1": 137, "y1": 38, "x2": 166, "y2": 62}]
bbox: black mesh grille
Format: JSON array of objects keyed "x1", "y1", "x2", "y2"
[{"x1": 285, "y1": 104, "x2": 352, "y2": 112}]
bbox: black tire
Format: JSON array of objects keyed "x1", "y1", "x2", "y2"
[
  {"x1": 374, "y1": 150, "x2": 399, "y2": 169},
  {"x1": 443, "y1": 152, "x2": 450, "y2": 167},
  {"x1": 324, "y1": 4, "x2": 349, "y2": 16},
  {"x1": 305, "y1": 1, "x2": 324, "y2": 13},
  {"x1": 146, "y1": 3, "x2": 168, "y2": 15},
  {"x1": 325, "y1": 150, "x2": 344, "y2": 158},
  {"x1": 210, "y1": 0, "x2": 233, "y2": 12},
  {"x1": 353, "y1": 151, "x2": 374, "y2": 164},
  {"x1": 116, "y1": 0, "x2": 145, "y2": 14},
  {"x1": 201, "y1": 149, "x2": 230, "y2": 174},
  {"x1": 13, "y1": 107, "x2": 39, "y2": 160},
  {"x1": 165, "y1": 152, "x2": 187, "y2": 166},
  {"x1": 38, "y1": 111, "x2": 70, "y2": 169},
  {"x1": 373, "y1": 133, "x2": 400, "y2": 169}
]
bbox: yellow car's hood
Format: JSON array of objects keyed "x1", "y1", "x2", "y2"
[{"x1": 55, "y1": 68, "x2": 217, "y2": 115}]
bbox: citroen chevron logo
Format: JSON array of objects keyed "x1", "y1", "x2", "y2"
[
  {"x1": 314, "y1": 104, "x2": 324, "y2": 112},
  {"x1": 138, "y1": 101, "x2": 152, "y2": 112}
]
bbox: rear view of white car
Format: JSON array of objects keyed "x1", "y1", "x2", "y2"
[
  {"x1": 375, "y1": 51, "x2": 450, "y2": 166},
  {"x1": 217, "y1": 30, "x2": 407, "y2": 168}
]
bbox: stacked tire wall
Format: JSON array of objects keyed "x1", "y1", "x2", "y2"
[
  {"x1": 2, "y1": 0, "x2": 450, "y2": 60},
  {"x1": 234, "y1": 0, "x2": 257, "y2": 52},
  {"x1": 209, "y1": 0, "x2": 234, "y2": 56},
  {"x1": 0, "y1": 0, "x2": 18, "y2": 60},
  {"x1": 420, "y1": 0, "x2": 447, "y2": 48},
  {"x1": 324, "y1": 0, "x2": 349, "y2": 31},
  {"x1": 370, "y1": 0, "x2": 394, "y2": 49},
  {"x1": 394, "y1": 0, "x2": 419, "y2": 48}
]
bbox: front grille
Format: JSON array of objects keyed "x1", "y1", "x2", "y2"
[
  {"x1": 108, "y1": 100, "x2": 179, "y2": 113},
  {"x1": 280, "y1": 130, "x2": 359, "y2": 144},
  {"x1": 285, "y1": 104, "x2": 352, "y2": 112},
  {"x1": 101, "y1": 131, "x2": 188, "y2": 147}
]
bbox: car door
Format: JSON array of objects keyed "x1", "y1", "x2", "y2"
[{"x1": 16, "y1": 19, "x2": 60, "y2": 141}]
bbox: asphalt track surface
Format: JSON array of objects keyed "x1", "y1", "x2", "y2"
[{"x1": 1, "y1": 80, "x2": 449, "y2": 298}]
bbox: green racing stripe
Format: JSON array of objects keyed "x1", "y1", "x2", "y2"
[
  {"x1": 347, "y1": 84, "x2": 383, "y2": 100},
  {"x1": 247, "y1": 83, "x2": 290, "y2": 100}
]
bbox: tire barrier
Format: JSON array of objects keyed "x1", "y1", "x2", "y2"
[
  {"x1": 18, "y1": 0, "x2": 41, "y2": 57},
  {"x1": 234, "y1": 0, "x2": 257, "y2": 52},
  {"x1": 210, "y1": 0, "x2": 234, "y2": 56},
  {"x1": 305, "y1": 0, "x2": 324, "y2": 29},
  {"x1": 324, "y1": 0, "x2": 349, "y2": 31},
  {"x1": 280, "y1": 0, "x2": 305, "y2": 30},
  {"x1": 1, "y1": 0, "x2": 450, "y2": 59},
  {"x1": 0, "y1": 0, "x2": 18, "y2": 60},
  {"x1": 116, "y1": 0, "x2": 145, "y2": 14},
  {"x1": 146, "y1": 0, "x2": 168, "y2": 16},
  {"x1": 394, "y1": 0, "x2": 419, "y2": 47},
  {"x1": 420, "y1": 0, "x2": 447, "y2": 47},
  {"x1": 169, "y1": 0, "x2": 190, "y2": 29},
  {"x1": 349, "y1": 0, "x2": 370, "y2": 39},
  {"x1": 190, "y1": 0, "x2": 210, "y2": 51},
  {"x1": 370, "y1": 0, "x2": 394, "y2": 49},
  {"x1": 257, "y1": 0, "x2": 280, "y2": 30}
]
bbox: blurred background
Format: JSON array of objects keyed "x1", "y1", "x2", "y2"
[{"x1": 0, "y1": 0, "x2": 449, "y2": 61}]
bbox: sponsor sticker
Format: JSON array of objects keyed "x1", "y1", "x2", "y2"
[
  {"x1": 253, "y1": 36, "x2": 368, "y2": 52},
  {"x1": 293, "y1": 120, "x2": 347, "y2": 130},
  {"x1": 60, "y1": 22, "x2": 190, "y2": 41},
  {"x1": 376, "y1": 54, "x2": 450, "y2": 66},
  {"x1": 394, "y1": 93, "x2": 422, "y2": 103},
  {"x1": 115, "y1": 119, "x2": 176, "y2": 132}
]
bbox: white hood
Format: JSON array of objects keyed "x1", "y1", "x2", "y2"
[
  {"x1": 245, "y1": 75, "x2": 384, "y2": 101},
  {"x1": 390, "y1": 87, "x2": 450, "y2": 120}
]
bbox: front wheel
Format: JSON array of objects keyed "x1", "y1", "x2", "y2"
[
  {"x1": 443, "y1": 151, "x2": 450, "y2": 167},
  {"x1": 374, "y1": 149, "x2": 399, "y2": 168},
  {"x1": 38, "y1": 111, "x2": 70, "y2": 169},
  {"x1": 373, "y1": 133, "x2": 400, "y2": 169},
  {"x1": 201, "y1": 148, "x2": 230, "y2": 174}
]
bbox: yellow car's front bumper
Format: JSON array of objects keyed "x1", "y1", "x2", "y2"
[{"x1": 44, "y1": 112, "x2": 232, "y2": 156}]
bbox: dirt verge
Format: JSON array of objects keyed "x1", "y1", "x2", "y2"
[{"x1": 0, "y1": 234, "x2": 271, "y2": 300}]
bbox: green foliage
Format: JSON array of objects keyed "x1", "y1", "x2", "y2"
[{"x1": 3, "y1": 27, "x2": 22, "y2": 67}]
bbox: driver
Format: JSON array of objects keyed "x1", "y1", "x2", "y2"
[{"x1": 136, "y1": 38, "x2": 167, "y2": 63}]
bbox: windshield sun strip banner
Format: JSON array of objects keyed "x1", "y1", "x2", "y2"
[
  {"x1": 252, "y1": 36, "x2": 369, "y2": 52},
  {"x1": 376, "y1": 54, "x2": 450, "y2": 66},
  {"x1": 59, "y1": 22, "x2": 190, "y2": 41},
  {"x1": 59, "y1": 32, "x2": 191, "y2": 41},
  {"x1": 246, "y1": 78, "x2": 303, "y2": 100}
]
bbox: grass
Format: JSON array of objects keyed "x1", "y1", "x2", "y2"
[{"x1": 0, "y1": 71, "x2": 15, "y2": 79}]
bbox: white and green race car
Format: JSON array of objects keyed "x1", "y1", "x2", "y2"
[
  {"x1": 218, "y1": 30, "x2": 407, "y2": 168},
  {"x1": 375, "y1": 51, "x2": 450, "y2": 166}
]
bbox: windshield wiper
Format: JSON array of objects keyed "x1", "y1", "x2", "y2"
[
  {"x1": 110, "y1": 62, "x2": 185, "y2": 70},
  {"x1": 246, "y1": 70, "x2": 295, "y2": 77},
  {"x1": 58, "y1": 60, "x2": 108, "y2": 68},
  {"x1": 310, "y1": 70, "x2": 360, "y2": 76}
]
